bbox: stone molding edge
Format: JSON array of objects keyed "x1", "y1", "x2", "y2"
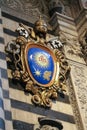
[{"x1": 67, "y1": 78, "x2": 84, "y2": 130}]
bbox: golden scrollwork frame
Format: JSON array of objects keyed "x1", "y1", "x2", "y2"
[{"x1": 5, "y1": 21, "x2": 70, "y2": 108}]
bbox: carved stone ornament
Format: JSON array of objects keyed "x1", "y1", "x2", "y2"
[
  {"x1": 0, "y1": 0, "x2": 49, "y2": 17},
  {"x1": 34, "y1": 117, "x2": 63, "y2": 130},
  {"x1": 80, "y1": 30, "x2": 87, "y2": 65},
  {"x1": 48, "y1": 0, "x2": 72, "y2": 17},
  {"x1": 5, "y1": 17, "x2": 70, "y2": 108}
]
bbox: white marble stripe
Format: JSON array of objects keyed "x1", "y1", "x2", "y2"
[
  {"x1": 0, "y1": 29, "x2": 4, "y2": 37},
  {"x1": 3, "y1": 99, "x2": 12, "y2": 111},
  {"x1": 0, "y1": 59, "x2": 7, "y2": 70},
  {"x1": 0, "y1": 44, "x2": 4, "y2": 52},
  {"x1": 10, "y1": 88, "x2": 73, "y2": 116},
  {"x1": 0, "y1": 108, "x2": 5, "y2": 120},
  {"x1": 1, "y1": 78, "x2": 10, "y2": 91},
  {"x1": 5, "y1": 120, "x2": 13, "y2": 130},
  {"x1": 12, "y1": 108, "x2": 44, "y2": 125},
  {"x1": 59, "y1": 120, "x2": 77, "y2": 130},
  {"x1": 12, "y1": 108, "x2": 77, "y2": 130}
]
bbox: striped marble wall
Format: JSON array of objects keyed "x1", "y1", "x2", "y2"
[
  {"x1": 0, "y1": 8, "x2": 13, "y2": 130},
  {"x1": 0, "y1": 8, "x2": 77, "y2": 130},
  {"x1": 0, "y1": 69, "x2": 5, "y2": 130}
]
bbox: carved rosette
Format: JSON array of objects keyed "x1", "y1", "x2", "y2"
[{"x1": 5, "y1": 18, "x2": 70, "y2": 108}]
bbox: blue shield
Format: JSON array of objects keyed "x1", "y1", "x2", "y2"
[{"x1": 25, "y1": 44, "x2": 56, "y2": 87}]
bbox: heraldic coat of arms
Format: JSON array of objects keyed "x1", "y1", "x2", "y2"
[{"x1": 5, "y1": 16, "x2": 70, "y2": 108}]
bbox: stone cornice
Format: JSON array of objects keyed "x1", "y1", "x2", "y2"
[{"x1": 50, "y1": 12, "x2": 74, "y2": 26}]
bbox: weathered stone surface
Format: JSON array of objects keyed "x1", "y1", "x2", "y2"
[
  {"x1": 0, "y1": 0, "x2": 49, "y2": 17},
  {"x1": 1, "y1": 0, "x2": 87, "y2": 130},
  {"x1": 69, "y1": 61, "x2": 87, "y2": 130}
]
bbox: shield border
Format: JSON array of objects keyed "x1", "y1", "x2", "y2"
[{"x1": 24, "y1": 42, "x2": 59, "y2": 87}]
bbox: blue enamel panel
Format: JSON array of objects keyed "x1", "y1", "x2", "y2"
[{"x1": 27, "y1": 47, "x2": 54, "y2": 85}]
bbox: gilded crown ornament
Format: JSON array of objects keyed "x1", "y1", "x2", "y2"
[{"x1": 5, "y1": 16, "x2": 70, "y2": 108}]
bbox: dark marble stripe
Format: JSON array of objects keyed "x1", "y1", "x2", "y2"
[
  {"x1": 13, "y1": 120, "x2": 34, "y2": 130},
  {"x1": 58, "y1": 94, "x2": 70, "y2": 104},
  {"x1": 2, "y1": 12, "x2": 54, "y2": 35},
  {"x1": 0, "y1": 118, "x2": 5, "y2": 130},
  {"x1": 11, "y1": 99, "x2": 75, "y2": 124},
  {"x1": 2, "y1": 12, "x2": 34, "y2": 27},
  {"x1": 8, "y1": 77, "x2": 70, "y2": 104},
  {"x1": 0, "y1": 37, "x2": 4, "y2": 44},
  {"x1": 0, "y1": 68, "x2": 8, "y2": 79},
  {"x1": 0, "y1": 52, "x2": 6, "y2": 60},
  {"x1": 0, "y1": 98, "x2": 4, "y2": 109},
  {"x1": 0, "y1": 18, "x2": 2, "y2": 24},
  {"x1": 3, "y1": 28, "x2": 17, "y2": 37},
  {"x1": 5, "y1": 111, "x2": 12, "y2": 121},
  {"x1": 3, "y1": 27, "x2": 54, "y2": 38},
  {"x1": 3, "y1": 89, "x2": 9, "y2": 99}
]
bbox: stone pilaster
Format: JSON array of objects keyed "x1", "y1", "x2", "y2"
[
  {"x1": 49, "y1": 9, "x2": 87, "y2": 130},
  {"x1": 68, "y1": 61, "x2": 87, "y2": 130}
]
